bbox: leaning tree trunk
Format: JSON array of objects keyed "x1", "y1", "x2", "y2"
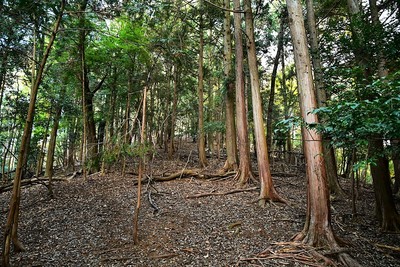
[
  {"x1": 305, "y1": 0, "x2": 344, "y2": 196},
  {"x1": 244, "y1": 0, "x2": 285, "y2": 205},
  {"x1": 198, "y1": 7, "x2": 208, "y2": 168},
  {"x1": 221, "y1": 0, "x2": 238, "y2": 173},
  {"x1": 233, "y1": 0, "x2": 254, "y2": 185},
  {"x1": 2, "y1": 1, "x2": 65, "y2": 265},
  {"x1": 286, "y1": 0, "x2": 340, "y2": 248}
]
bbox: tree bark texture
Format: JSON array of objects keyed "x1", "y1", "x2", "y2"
[
  {"x1": 2, "y1": 1, "x2": 65, "y2": 265},
  {"x1": 244, "y1": 0, "x2": 284, "y2": 205},
  {"x1": 286, "y1": 0, "x2": 339, "y2": 247},
  {"x1": 233, "y1": 0, "x2": 253, "y2": 185},
  {"x1": 45, "y1": 99, "x2": 63, "y2": 197},
  {"x1": 305, "y1": 0, "x2": 344, "y2": 196},
  {"x1": 222, "y1": 0, "x2": 238, "y2": 172},
  {"x1": 198, "y1": 10, "x2": 208, "y2": 168},
  {"x1": 369, "y1": 139, "x2": 400, "y2": 231}
]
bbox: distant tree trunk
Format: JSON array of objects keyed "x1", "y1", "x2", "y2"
[
  {"x1": 168, "y1": 65, "x2": 179, "y2": 159},
  {"x1": 198, "y1": 7, "x2": 208, "y2": 168},
  {"x1": 0, "y1": 53, "x2": 8, "y2": 116},
  {"x1": 46, "y1": 99, "x2": 63, "y2": 198},
  {"x1": 36, "y1": 119, "x2": 50, "y2": 177},
  {"x1": 244, "y1": 0, "x2": 284, "y2": 205},
  {"x1": 78, "y1": 0, "x2": 106, "y2": 175},
  {"x1": 233, "y1": 0, "x2": 254, "y2": 185},
  {"x1": 287, "y1": 0, "x2": 340, "y2": 248},
  {"x1": 369, "y1": 139, "x2": 400, "y2": 231},
  {"x1": 305, "y1": 0, "x2": 344, "y2": 196},
  {"x1": 267, "y1": 11, "x2": 285, "y2": 153},
  {"x1": 2, "y1": 2, "x2": 65, "y2": 265},
  {"x1": 221, "y1": 0, "x2": 238, "y2": 172},
  {"x1": 393, "y1": 141, "x2": 400, "y2": 194},
  {"x1": 66, "y1": 118, "x2": 78, "y2": 171},
  {"x1": 367, "y1": 0, "x2": 400, "y2": 231},
  {"x1": 121, "y1": 71, "x2": 133, "y2": 175},
  {"x1": 133, "y1": 79, "x2": 148, "y2": 245}
]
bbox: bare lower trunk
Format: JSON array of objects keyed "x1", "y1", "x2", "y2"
[
  {"x1": 305, "y1": 0, "x2": 344, "y2": 196},
  {"x1": 287, "y1": 0, "x2": 340, "y2": 248},
  {"x1": 46, "y1": 104, "x2": 62, "y2": 197},
  {"x1": 233, "y1": 0, "x2": 253, "y2": 185},
  {"x1": 245, "y1": 0, "x2": 284, "y2": 205},
  {"x1": 198, "y1": 11, "x2": 208, "y2": 168},
  {"x1": 369, "y1": 139, "x2": 400, "y2": 231},
  {"x1": 133, "y1": 85, "x2": 148, "y2": 244},
  {"x1": 221, "y1": 0, "x2": 238, "y2": 172}
]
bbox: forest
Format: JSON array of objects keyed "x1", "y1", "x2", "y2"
[{"x1": 0, "y1": 0, "x2": 399, "y2": 266}]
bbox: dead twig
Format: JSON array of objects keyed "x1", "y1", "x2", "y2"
[
  {"x1": 149, "y1": 253, "x2": 179, "y2": 259},
  {"x1": 375, "y1": 243, "x2": 400, "y2": 252}
]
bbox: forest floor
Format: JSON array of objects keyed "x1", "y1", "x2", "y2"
[{"x1": 1, "y1": 141, "x2": 400, "y2": 267}]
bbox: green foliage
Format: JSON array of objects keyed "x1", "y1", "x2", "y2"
[
  {"x1": 313, "y1": 72, "x2": 400, "y2": 148},
  {"x1": 204, "y1": 121, "x2": 225, "y2": 134}
]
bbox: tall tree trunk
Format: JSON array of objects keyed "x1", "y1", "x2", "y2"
[
  {"x1": 79, "y1": 0, "x2": 105, "y2": 175},
  {"x1": 46, "y1": 102, "x2": 63, "y2": 197},
  {"x1": 2, "y1": 2, "x2": 65, "y2": 265},
  {"x1": 221, "y1": 0, "x2": 238, "y2": 172},
  {"x1": 168, "y1": 65, "x2": 178, "y2": 159},
  {"x1": 286, "y1": 0, "x2": 340, "y2": 248},
  {"x1": 198, "y1": 6, "x2": 208, "y2": 167},
  {"x1": 305, "y1": 0, "x2": 344, "y2": 196},
  {"x1": 368, "y1": 0, "x2": 400, "y2": 231},
  {"x1": 369, "y1": 139, "x2": 400, "y2": 231},
  {"x1": 267, "y1": 11, "x2": 285, "y2": 153},
  {"x1": 233, "y1": 0, "x2": 253, "y2": 185},
  {"x1": 244, "y1": 0, "x2": 284, "y2": 205},
  {"x1": 133, "y1": 79, "x2": 148, "y2": 245}
]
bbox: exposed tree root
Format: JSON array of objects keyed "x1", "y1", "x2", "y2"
[
  {"x1": 233, "y1": 169, "x2": 257, "y2": 187},
  {"x1": 186, "y1": 186, "x2": 258, "y2": 199},
  {"x1": 240, "y1": 241, "x2": 364, "y2": 267},
  {"x1": 258, "y1": 194, "x2": 287, "y2": 208}
]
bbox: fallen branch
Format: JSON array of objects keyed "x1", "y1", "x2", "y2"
[
  {"x1": 186, "y1": 187, "x2": 258, "y2": 199},
  {"x1": 375, "y1": 243, "x2": 400, "y2": 253},
  {"x1": 0, "y1": 176, "x2": 71, "y2": 193},
  {"x1": 149, "y1": 253, "x2": 179, "y2": 259},
  {"x1": 133, "y1": 169, "x2": 236, "y2": 185}
]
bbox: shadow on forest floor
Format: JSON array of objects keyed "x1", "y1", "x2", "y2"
[{"x1": 0, "y1": 141, "x2": 399, "y2": 266}]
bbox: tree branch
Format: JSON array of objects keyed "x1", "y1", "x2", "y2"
[{"x1": 204, "y1": 0, "x2": 245, "y2": 13}]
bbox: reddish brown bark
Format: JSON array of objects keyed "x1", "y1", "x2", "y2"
[
  {"x1": 233, "y1": 0, "x2": 254, "y2": 185},
  {"x1": 287, "y1": 0, "x2": 340, "y2": 248}
]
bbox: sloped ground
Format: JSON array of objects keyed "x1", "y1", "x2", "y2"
[{"x1": 0, "y1": 143, "x2": 399, "y2": 266}]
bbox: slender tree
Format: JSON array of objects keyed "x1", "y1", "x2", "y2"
[
  {"x1": 221, "y1": 0, "x2": 238, "y2": 173},
  {"x1": 305, "y1": 0, "x2": 344, "y2": 196},
  {"x1": 367, "y1": 0, "x2": 400, "y2": 231},
  {"x1": 286, "y1": 0, "x2": 338, "y2": 247},
  {"x1": 2, "y1": 1, "x2": 65, "y2": 265},
  {"x1": 267, "y1": 10, "x2": 285, "y2": 152},
  {"x1": 233, "y1": 0, "x2": 254, "y2": 185},
  {"x1": 244, "y1": 0, "x2": 285, "y2": 205},
  {"x1": 198, "y1": 2, "x2": 208, "y2": 168}
]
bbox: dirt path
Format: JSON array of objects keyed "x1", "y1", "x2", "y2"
[{"x1": 0, "y1": 151, "x2": 399, "y2": 266}]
